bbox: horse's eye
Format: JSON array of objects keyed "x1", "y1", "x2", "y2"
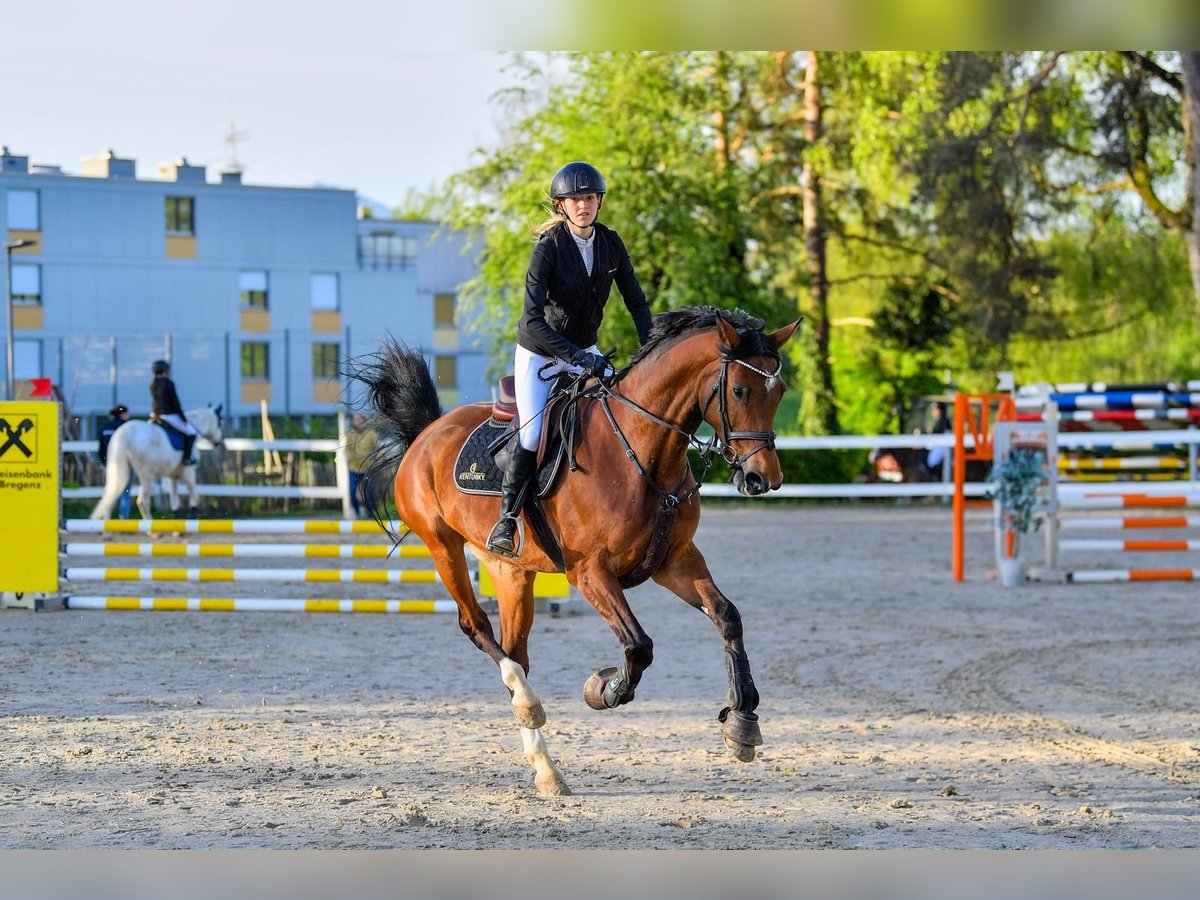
[{"x1": 732, "y1": 385, "x2": 746, "y2": 401}]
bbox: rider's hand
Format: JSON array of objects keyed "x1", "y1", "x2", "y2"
[{"x1": 576, "y1": 352, "x2": 609, "y2": 378}]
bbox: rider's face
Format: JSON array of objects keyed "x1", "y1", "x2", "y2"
[{"x1": 560, "y1": 193, "x2": 601, "y2": 225}]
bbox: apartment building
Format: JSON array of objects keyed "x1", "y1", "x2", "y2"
[{"x1": 1, "y1": 145, "x2": 487, "y2": 425}]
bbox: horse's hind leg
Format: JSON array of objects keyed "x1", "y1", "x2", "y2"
[
  {"x1": 423, "y1": 524, "x2": 567, "y2": 796},
  {"x1": 652, "y1": 541, "x2": 762, "y2": 763},
  {"x1": 488, "y1": 557, "x2": 569, "y2": 797}
]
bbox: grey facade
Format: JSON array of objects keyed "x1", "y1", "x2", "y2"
[{"x1": 1, "y1": 146, "x2": 487, "y2": 427}]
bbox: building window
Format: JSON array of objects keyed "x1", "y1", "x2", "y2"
[
  {"x1": 241, "y1": 341, "x2": 269, "y2": 380},
  {"x1": 7, "y1": 189, "x2": 39, "y2": 230},
  {"x1": 434, "y1": 355, "x2": 457, "y2": 388},
  {"x1": 14, "y1": 340, "x2": 41, "y2": 379},
  {"x1": 312, "y1": 342, "x2": 340, "y2": 379},
  {"x1": 10, "y1": 263, "x2": 40, "y2": 305},
  {"x1": 310, "y1": 273, "x2": 339, "y2": 311},
  {"x1": 434, "y1": 293, "x2": 456, "y2": 327},
  {"x1": 358, "y1": 232, "x2": 417, "y2": 269},
  {"x1": 165, "y1": 196, "x2": 195, "y2": 234},
  {"x1": 240, "y1": 270, "x2": 269, "y2": 309}
]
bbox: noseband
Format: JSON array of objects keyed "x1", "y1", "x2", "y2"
[{"x1": 704, "y1": 354, "x2": 783, "y2": 472}]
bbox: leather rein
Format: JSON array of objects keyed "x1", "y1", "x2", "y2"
[{"x1": 589, "y1": 350, "x2": 784, "y2": 508}]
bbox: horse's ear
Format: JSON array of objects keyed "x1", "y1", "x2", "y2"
[
  {"x1": 715, "y1": 315, "x2": 741, "y2": 351},
  {"x1": 214, "y1": 403, "x2": 223, "y2": 418},
  {"x1": 768, "y1": 318, "x2": 804, "y2": 350}
]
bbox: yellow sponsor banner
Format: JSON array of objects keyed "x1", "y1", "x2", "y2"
[
  {"x1": 0, "y1": 401, "x2": 60, "y2": 593},
  {"x1": 478, "y1": 565, "x2": 570, "y2": 599}
]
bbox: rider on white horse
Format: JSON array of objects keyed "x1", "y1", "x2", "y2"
[{"x1": 150, "y1": 359, "x2": 198, "y2": 465}]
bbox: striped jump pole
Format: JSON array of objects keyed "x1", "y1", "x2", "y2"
[
  {"x1": 1058, "y1": 494, "x2": 1196, "y2": 510},
  {"x1": 1058, "y1": 457, "x2": 1186, "y2": 471},
  {"x1": 63, "y1": 596, "x2": 457, "y2": 613},
  {"x1": 1059, "y1": 515, "x2": 1200, "y2": 530},
  {"x1": 63, "y1": 518, "x2": 409, "y2": 535},
  {"x1": 1020, "y1": 408, "x2": 1200, "y2": 425},
  {"x1": 1065, "y1": 569, "x2": 1198, "y2": 583},
  {"x1": 62, "y1": 542, "x2": 433, "y2": 559},
  {"x1": 1060, "y1": 538, "x2": 1200, "y2": 552},
  {"x1": 63, "y1": 567, "x2": 451, "y2": 584}
]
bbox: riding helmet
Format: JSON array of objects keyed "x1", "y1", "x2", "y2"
[
  {"x1": 109, "y1": 404, "x2": 129, "y2": 417},
  {"x1": 550, "y1": 162, "x2": 606, "y2": 199},
  {"x1": 152, "y1": 359, "x2": 170, "y2": 375}
]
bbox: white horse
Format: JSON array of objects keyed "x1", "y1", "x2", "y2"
[{"x1": 90, "y1": 405, "x2": 225, "y2": 520}]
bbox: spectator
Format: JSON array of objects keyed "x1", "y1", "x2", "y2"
[
  {"x1": 344, "y1": 412, "x2": 379, "y2": 519},
  {"x1": 98, "y1": 404, "x2": 133, "y2": 518},
  {"x1": 923, "y1": 401, "x2": 951, "y2": 477}
]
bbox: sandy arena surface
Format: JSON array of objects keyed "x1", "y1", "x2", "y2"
[{"x1": 2, "y1": 503, "x2": 1198, "y2": 849}]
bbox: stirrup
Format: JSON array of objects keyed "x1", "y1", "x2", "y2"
[{"x1": 485, "y1": 515, "x2": 522, "y2": 558}]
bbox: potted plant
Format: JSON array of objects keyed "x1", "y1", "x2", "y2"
[{"x1": 988, "y1": 446, "x2": 1047, "y2": 586}]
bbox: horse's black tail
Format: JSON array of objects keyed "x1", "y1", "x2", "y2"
[{"x1": 345, "y1": 337, "x2": 443, "y2": 542}]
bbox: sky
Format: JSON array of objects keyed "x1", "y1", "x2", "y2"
[{"x1": 5, "y1": 5, "x2": 533, "y2": 211}]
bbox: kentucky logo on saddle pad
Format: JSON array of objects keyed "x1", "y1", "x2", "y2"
[{"x1": 452, "y1": 417, "x2": 563, "y2": 498}]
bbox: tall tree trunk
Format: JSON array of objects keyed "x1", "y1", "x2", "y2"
[
  {"x1": 800, "y1": 51, "x2": 840, "y2": 434},
  {"x1": 1181, "y1": 52, "x2": 1200, "y2": 313}
]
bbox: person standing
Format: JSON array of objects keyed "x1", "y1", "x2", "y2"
[
  {"x1": 344, "y1": 412, "x2": 379, "y2": 519},
  {"x1": 486, "y1": 160, "x2": 653, "y2": 557},
  {"x1": 98, "y1": 404, "x2": 133, "y2": 519},
  {"x1": 149, "y1": 359, "x2": 198, "y2": 464}
]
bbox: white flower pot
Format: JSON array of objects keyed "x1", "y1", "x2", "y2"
[{"x1": 997, "y1": 555, "x2": 1025, "y2": 587}]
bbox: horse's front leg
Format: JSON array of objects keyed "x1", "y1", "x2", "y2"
[
  {"x1": 574, "y1": 563, "x2": 654, "y2": 713},
  {"x1": 652, "y1": 541, "x2": 762, "y2": 762},
  {"x1": 182, "y1": 467, "x2": 200, "y2": 519}
]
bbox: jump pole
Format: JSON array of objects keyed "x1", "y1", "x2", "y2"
[{"x1": 63, "y1": 597, "x2": 458, "y2": 613}]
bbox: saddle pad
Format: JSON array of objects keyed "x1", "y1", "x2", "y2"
[
  {"x1": 453, "y1": 417, "x2": 562, "y2": 498},
  {"x1": 156, "y1": 421, "x2": 186, "y2": 452}
]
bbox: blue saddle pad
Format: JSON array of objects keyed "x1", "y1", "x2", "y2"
[{"x1": 155, "y1": 422, "x2": 186, "y2": 452}]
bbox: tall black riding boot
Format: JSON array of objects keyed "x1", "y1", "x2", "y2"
[
  {"x1": 181, "y1": 433, "x2": 196, "y2": 465},
  {"x1": 486, "y1": 446, "x2": 538, "y2": 557}
]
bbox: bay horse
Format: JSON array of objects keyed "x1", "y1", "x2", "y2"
[
  {"x1": 355, "y1": 307, "x2": 800, "y2": 796},
  {"x1": 90, "y1": 405, "x2": 225, "y2": 520}
]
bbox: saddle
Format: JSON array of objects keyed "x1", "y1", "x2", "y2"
[
  {"x1": 451, "y1": 374, "x2": 581, "y2": 499},
  {"x1": 152, "y1": 419, "x2": 195, "y2": 464}
]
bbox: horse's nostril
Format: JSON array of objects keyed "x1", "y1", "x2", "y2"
[{"x1": 744, "y1": 471, "x2": 766, "y2": 495}]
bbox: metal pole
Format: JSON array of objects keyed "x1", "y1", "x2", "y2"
[
  {"x1": 110, "y1": 334, "x2": 118, "y2": 408},
  {"x1": 5, "y1": 239, "x2": 38, "y2": 401},
  {"x1": 4, "y1": 245, "x2": 13, "y2": 401},
  {"x1": 284, "y1": 328, "x2": 291, "y2": 416}
]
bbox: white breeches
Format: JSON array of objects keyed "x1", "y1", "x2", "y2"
[
  {"x1": 158, "y1": 414, "x2": 198, "y2": 437},
  {"x1": 513, "y1": 343, "x2": 605, "y2": 451}
]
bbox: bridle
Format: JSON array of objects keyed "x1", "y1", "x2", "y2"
[
  {"x1": 587, "y1": 346, "x2": 783, "y2": 505},
  {"x1": 703, "y1": 354, "x2": 783, "y2": 470}
]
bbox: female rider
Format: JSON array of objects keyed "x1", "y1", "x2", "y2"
[{"x1": 486, "y1": 161, "x2": 652, "y2": 557}]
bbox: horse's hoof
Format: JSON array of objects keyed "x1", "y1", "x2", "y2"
[
  {"x1": 720, "y1": 708, "x2": 762, "y2": 762},
  {"x1": 724, "y1": 736, "x2": 757, "y2": 762},
  {"x1": 513, "y1": 701, "x2": 546, "y2": 730},
  {"x1": 583, "y1": 666, "x2": 620, "y2": 711},
  {"x1": 535, "y1": 770, "x2": 572, "y2": 797}
]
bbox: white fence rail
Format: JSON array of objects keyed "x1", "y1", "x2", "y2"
[{"x1": 60, "y1": 428, "x2": 1200, "y2": 503}]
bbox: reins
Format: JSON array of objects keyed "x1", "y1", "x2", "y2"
[{"x1": 581, "y1": 346, "x2": 784, "y2": 507}]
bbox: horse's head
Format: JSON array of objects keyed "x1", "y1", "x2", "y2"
[
  {"x1": 704, "y1": 315, "x2": 802, "y2": 496},
  {"x1": 195, "y1": 404, "x2": 225, "y2": 450}
]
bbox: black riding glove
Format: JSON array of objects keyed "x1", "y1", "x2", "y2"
[{"x1": 573, "y1": 351, "x2": 609, "y2": 378}]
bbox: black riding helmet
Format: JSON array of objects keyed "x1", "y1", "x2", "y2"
[
  {"x1": 152, "y1": 359, "x2": 170, "y2": 376},
  {"x1": 550, "y1": 162, "x2": 606, "y2": 200}
]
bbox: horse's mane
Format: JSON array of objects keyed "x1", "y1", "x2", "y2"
[{"x1": 622, "y1": 306, "x2": 774, "y2": 374}]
